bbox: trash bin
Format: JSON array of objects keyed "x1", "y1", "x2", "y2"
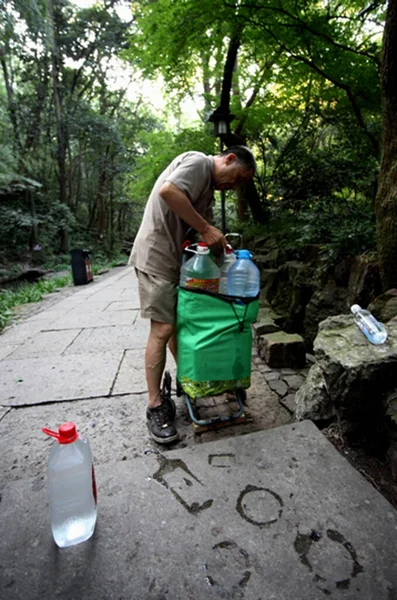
[{"x1": 71, "y1": 249, "x2": 94, "y2": 285}]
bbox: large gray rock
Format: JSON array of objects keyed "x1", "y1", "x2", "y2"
[
  {"x1": 303, "y1": 280, "x2": 348, "y2": 347},
  {"x1": 368, "y1": 289, "x2": 397, "y2": 323},
  {"x1": 295, "y1": 364, "x2": 333, "y2": 421},
  {"x1": 296, "y1": 314, "x2": 397, "y2": 440},
  {"x1": 347, "y1": 254, "x2": 382, "y2": 308}
]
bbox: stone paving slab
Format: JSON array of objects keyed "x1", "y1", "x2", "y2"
[
  {"x1": 64, "y1": 324, "x2": 148, "y2": 356},
  {"x1": 0, "y1": 344, "x2": 21, "y2": 360},
  {"x1": 55, "y1": 300, "x2": 112, "y2": 313},
  {"x1": 0, "y1": 392, "x2": 196, "y2": 487},
  {"x1": 104, "y1": 300, "x2": 141, "y2": 311},
  {"x1": 45, "y1": 309, "x2": 138, "y2": 330},
  {"x1": 1, "y1": 321, "x2": 45, "y2": 345},
  {"x1": 23, "y1": 309, "x2": 70, "y2": 322},
  {"x1": 111, "y1": 349, "x2": 152, "y2": 394},
  {"x1": 76, "y1": 288, "x2": 134, "y2": 302},
  {"x1": 5, "y1": 329, "x2": 82, "y2": 360},
  {"x1": 1, "y1": 421, "x2": 396, "y2": 600},
  {"x1": 0, "y1": 352, "x2": 123, "y2": 406},
  {"x1": 112, "y1": 349, "x2": 176, "y2": 395}
]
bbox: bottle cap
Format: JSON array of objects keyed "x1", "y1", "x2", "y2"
[
  {"x1": 197, "y1": 242, "x2": 210, "y2": 255},
  {"x1": 42, "y1": 422, "x2": 79, "y2": 444},
  {"x1": 237, "y1": 249, "x2": 252, "y2": 259},
  {"x1": 350, "y1": 304, "x2": 361, "y2": 315}
]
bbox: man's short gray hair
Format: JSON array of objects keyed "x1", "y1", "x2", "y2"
[{"x1": 220, "y1": 145, "x2": 256, "y2": 173}]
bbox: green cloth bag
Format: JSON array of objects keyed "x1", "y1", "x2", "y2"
[{"x1": 176, "y1": 287, "x2": 259, "y2": 398}]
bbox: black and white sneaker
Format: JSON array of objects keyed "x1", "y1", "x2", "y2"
[{"x1": 146, "y1": 394, "x2": 179, "y2": 445}]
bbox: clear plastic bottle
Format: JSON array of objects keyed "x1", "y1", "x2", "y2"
[
  {"x1": 350, "y1": 304, "x2": 388, "y2": 345},
  {"x1": 227, "y1": 249, "x2": 260, "y2": 297},
  {"x1": 219, "y1": 246, "x2": 237, "y2": 294},
  {"x1": 179, "y1": 242, "x2": 220, "y2": 293},
  {"x1": 42, "y1": 422, "x2": 97, "y2": 548}
]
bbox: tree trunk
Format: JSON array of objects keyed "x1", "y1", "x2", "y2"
[
  {"x1": 0, "y1": 55, "x2": 22, "y2": 152},
  {"x1": 48, "y1": 0, "x2": 69, "y2": 253},
  {"x1": 28, "y1": 192, "x2": 39, "y2": 250},
  {"x1": 375, "y1": 0, "x2": 397, "y2": 290}
]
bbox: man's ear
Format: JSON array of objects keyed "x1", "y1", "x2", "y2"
[{"x1": 225, "y1": 153, "x2": 236, "y2": 165}]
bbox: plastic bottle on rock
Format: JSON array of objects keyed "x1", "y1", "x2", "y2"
[
  {"x1": 350, "y1": 304, "x2": 388, "y2": 345},
  {"x1": 219, "y1": 246, "x2": 237, "y2": 294},
  {"x1": 42, "y1": 422, "x2": 97, "y2": 548},
  {"x1": 227, "y1": 249, "x2": 260, "y2": 297},
  {"x1": 179, "y1": 242, "x2": 220, "y2": 293}
]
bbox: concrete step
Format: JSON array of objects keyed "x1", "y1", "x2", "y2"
[{"x1": 1, "y1": 421, "x2": 396, "y2": 600}]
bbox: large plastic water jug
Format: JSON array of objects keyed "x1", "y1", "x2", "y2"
[
  {"x1": 227, "y1": 249, "x2": 260, "y2": 297},
  {"x1": 42, "y1": 422, "x2": 97, "y2": 548},
  {"x1": 179, "y1": 242, "x2": 220, "y2": 293},
  {"x1": 219, "y1": 246, "x2": 237, "y2": 294}
]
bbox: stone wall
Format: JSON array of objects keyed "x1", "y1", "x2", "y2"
[{"x1": 253, "y1": 242, "x2": 383, "y2": 349}]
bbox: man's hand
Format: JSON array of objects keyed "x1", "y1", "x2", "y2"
[
  {"x1": 200, "y1": 224, "x2": 226, "y2": 256},
  {"x1": 159, "y1": 182, "x2": 226, "y2": 255}
]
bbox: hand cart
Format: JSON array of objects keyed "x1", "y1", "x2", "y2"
[{"x1": 174, "y1": 287, "x2": 259, "y2": 431}]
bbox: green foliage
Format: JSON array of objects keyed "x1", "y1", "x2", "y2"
[{"x1": 0, "y1": 0, "x2": 386, "y2": 277}]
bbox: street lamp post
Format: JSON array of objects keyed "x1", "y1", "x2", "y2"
[{"x1": 208, "y1": 108, "x2": 235, "y2": 234}]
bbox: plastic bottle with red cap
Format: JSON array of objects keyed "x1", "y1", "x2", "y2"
[
  {"x1": 179, "y1": 242, "x2": 220, "y2": 292},
  {"x1": 42, "y1": 422, "x2": 97, "y2": 548}
]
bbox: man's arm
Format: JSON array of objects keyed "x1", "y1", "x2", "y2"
[{"x1": 159, "y1": 181, "x2": 226, "y2": 252}]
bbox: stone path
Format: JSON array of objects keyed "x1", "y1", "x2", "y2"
[
  {"x1": 1, "y1": 267, "x2": 397, "y2": 600},
  {"x1": 0, "y1": 266, "x2": 291, "y2": 486}
]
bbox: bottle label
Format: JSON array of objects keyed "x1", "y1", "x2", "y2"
[
  {"x1": 186, "y1": 278, "x2": 219, "y2": 293},
  {"x1": 92, "y1": 465, "x2": 97, "y2": 505}
]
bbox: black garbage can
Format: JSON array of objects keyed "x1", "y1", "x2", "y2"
[{"x1": 71, "y1": 249, "x2": 94, "y2": 285}]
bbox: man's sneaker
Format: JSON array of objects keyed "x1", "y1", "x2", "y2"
[{"x1": 147, "y1": 396, "x2": 179, "y2": 444}]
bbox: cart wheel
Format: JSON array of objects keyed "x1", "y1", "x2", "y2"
[
  {"x1": 162, "y1": 370, "x2": 172, "y2": 395},
  {"x1": 238, "y1": 389, "x2": 247, "y2": 404},
  {"x1": 162, "y1": 370, "x2": 176, "y2": 420},
  {"x1": 176, "y1": 379, "x2": 183, "y2": 397}
]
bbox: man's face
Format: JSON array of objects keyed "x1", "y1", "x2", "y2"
[{"x1": 214, "y1": 154, "x2": 254, "y2": 191}]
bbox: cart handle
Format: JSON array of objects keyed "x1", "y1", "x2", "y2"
[{"x1": 225, "y1": 232, "x2": 242, "y2": 248}]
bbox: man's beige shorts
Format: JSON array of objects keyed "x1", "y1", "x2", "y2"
[{"x1": 135, "y1": 269, "x2": 177, "y2": 325}]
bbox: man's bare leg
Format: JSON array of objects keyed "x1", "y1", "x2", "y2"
[
  {"x1": 146, "y1": 320, "x2": 174, "y2": 409},
  {"x1": 167, "y1": 329, "x2": 177, "y2": 363}
]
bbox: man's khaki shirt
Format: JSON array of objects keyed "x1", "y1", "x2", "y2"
[{"x1": 129, "y1": 152, "x2": 215, "y2": 283}]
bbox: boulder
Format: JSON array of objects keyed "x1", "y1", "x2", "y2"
[
  {"x1": 347, "y1": 254, "x2": 382, "y2": 308},
  {"x1": 303, "y1": 280, "x2": 348, "y2": 347},
  {"x1": 295, "y1": 364, "x2": 333, "y2": 421},
  {"x1": 296, "y1": 314, "x2": 397, "y2": 443},
  {"x1": 385, "y1": 390, "x2": 397, "y2": 479},
  {"x1": 255, "y1": 248, "x2": 287, "y2": 269},
  {"x1": 258, "y1": 331, "x2": 306, "y2": 368},
  {"x1": 368, "y1": 289, "x2": 397, "y2": 323},
  {"x1": 259, "y1": 268, "x2": 278, "y2": 301}
]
